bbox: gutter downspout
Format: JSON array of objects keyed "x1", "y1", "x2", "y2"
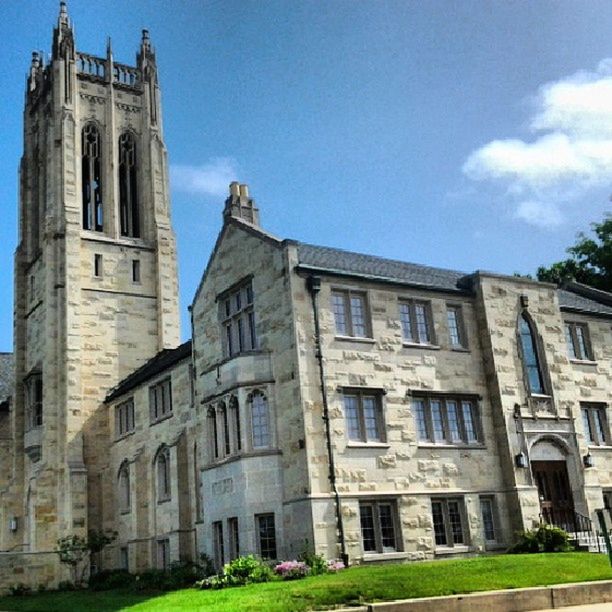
[{"x1": 306, "y1": 275, "x2": 349, "y2": 567}]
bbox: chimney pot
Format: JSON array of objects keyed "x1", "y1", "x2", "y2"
[
  {"x1": 239, "y1": 184, "x2": 249, "y2": 198},
  {"x1": 229, "y1": 182, "x2": 240, "y2": 197}
]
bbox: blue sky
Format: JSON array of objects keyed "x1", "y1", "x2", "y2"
[{"x1": 1, "y1": 1, "x2": 612, "y2": 350}]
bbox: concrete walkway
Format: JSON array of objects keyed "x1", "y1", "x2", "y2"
[{"x1": 538, "y1": 605, "x2": 612, "y2": 611}]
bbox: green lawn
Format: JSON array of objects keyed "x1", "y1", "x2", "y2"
[{"x1": 0, "y1": 553, "x2": 610, "y2": 612}]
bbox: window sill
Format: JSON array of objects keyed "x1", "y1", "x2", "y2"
[
  {"x1": 114, "y1": 431, "x2": 135, "y2": 443},
  {"x1": 402, "y1": 342, "x2": 440, "y2": 350},
  {"x1": 587, "y1": 445, "x2": 612, "y2": 450},
  {"x1": 334, "y1": 335, "x2": 376, "y2": 344},
  {"x1": 157, "y1": 497, "x2": 171, "y2": 505},
  {"x1": 346, "y1": 442, "x2": 390, "y2": 449},
  {"x1": 81, "y1": 231, "x2": 153, "y2": 250},
  {"x1": 203, "y1": 448, "x2": 282, "y2": 470},
  {"x1": 450, "y1": 346, "x2": 470, "y2": 353},
  {"x1": 362, "y1": 551, "x2": 407, "y2": 562},
  {"x1": 150, "y1": 413, "x2": 173, "y2": 427},
  {"x1": 417, "y1": 443, "x2": 486, "y2": 450},
  {"x1": 569, "y1": 358, "x2": 597, "y2": 366},
  {"x1": 120, "y1": 510, "x2": 131, "y2": 516},
  {"x1": 434, "y1": 545, "x2": 472, "y2": 556}
]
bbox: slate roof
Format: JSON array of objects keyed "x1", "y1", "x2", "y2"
[
  {"x1": 296, "y1": 242, "x2": 612, "y2": 317},
  {"x1": 296, "y1": 243, "x2": 468, "y2": 293},
  {"x1": 0, "y1": 353, "x2": 13, "y2": 402},
  {"x1": 557, "y1": 289, "x2": 612, "y2": 316},
  {"x1": 105, "y1": 341, "x2": 191, "y2": 403}
]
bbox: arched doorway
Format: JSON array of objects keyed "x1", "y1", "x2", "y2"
[{"x1": 530, "y1": 439, "x2": 574, "y2": 530}]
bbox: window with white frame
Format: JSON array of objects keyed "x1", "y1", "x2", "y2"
[
  {"x1": 359, "y1": 500, "x2": 400, "y2": 554},
  {"x1": 331, "y1": 289, "x2": 370, "y2": 338},
  {"x1": 412, "y1": 394, "x2": 481, "y2": 445},
  {"x1": 115, "y1": 398, "x2": 135, "y2": 438},
  {"x1": 250, "y1": 391, "x2": 271, "y2": 449},
  {"x1": 565, "y1": 322, "x2": 593, "y2": 361},
  {"x1": 582, "y1": 403, "x2": 609, "y2": 446},
  {"x1": 256, "y1": 513, "x2": 277, "y2": 560},
  {"x1": 155, "y1": 446, "x2": 171, "y2": 502},
  {"x1": 149, "y1": 378, "x2": 172, "y2": 423},
  {"x1": 118, "y1": 461, "x2": 130, "y2": 514},
  {"x1": 400, "y1": 299, "x2": 434, "y2": 345},
  {"x1": 431, "y1": 498, "x2": 467, "y2": 547},
  {"x1": 25, "y1": 374, "x2": 43, "y2": 430},
  {"x1": 220, "y1": 280, "x2": 256, "y2": 357},
  {"x1": 447, "y1": 304, "x2": 467, "y2": 348},
  {"x1": 343, "y1": 389, "x2": 385, "y2": 443}
]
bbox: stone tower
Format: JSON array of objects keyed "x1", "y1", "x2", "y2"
[{"x1": 1, "y1": 2, "x2": 180, "y2": 554}]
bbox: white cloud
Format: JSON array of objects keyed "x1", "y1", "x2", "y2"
[
  {"x1": 171, "y1": 158, "x2": 239, "y2": 199},
  {"x1": 462, "y1": 59, "x2": 612, "y2": 228},
  {"x1": 514, "y1": 201, "x2": 563, "y2": 229}
]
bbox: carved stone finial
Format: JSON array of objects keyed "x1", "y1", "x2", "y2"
[{"x1": 59, "y1": 1, "x2": 69, "y2": 25}]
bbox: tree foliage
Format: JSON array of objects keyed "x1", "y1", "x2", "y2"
[
  {"x1": 537, "y1": 214, "x2": 612, "y2": 291},
  {"x1": 56, "y1": 530, "x2": 116, "y2": 587}
]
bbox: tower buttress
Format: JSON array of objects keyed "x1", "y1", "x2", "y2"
[{"x1": 0, "y1": 1, "x2": 180, "y2": 559}]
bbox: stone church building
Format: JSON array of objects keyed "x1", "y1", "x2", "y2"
[{"x1": 2, "y1": 3, "x2": 612, "y2": 589}]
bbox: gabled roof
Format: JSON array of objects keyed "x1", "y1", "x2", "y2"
[
  {"x1": 296, "y1": 243, "x2": 468, "y2": 293},
  {"x1": 105, "y1": 341, "x2": 191, "y2": 403}
]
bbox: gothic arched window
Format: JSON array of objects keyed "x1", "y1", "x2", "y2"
[
  {"x1": 118, "y1": 461, "x2": 130, "y2": 514},
  {"x1": 220, "y1": 401, "x2": 230, "y2": 456},
  {"x1": 155, "y1": 446, "x2": 171, "y2": 501},
  {"x1": 519, "y1": 314, "x2": 545, "y2": 395},
  {"x1": 82, "y1": 123, "x2": 103, "y2": 231},
  {"x1": 229, "y1": 396, "x2": 241, "y2": 452},
  {"x1": 208, "y1": 407, "x2": 219, "y2": 460},
  {"x1": 118, "y1": 132, "x2": 140, "y2": 238},
  {"x1": 249, "y1": 391, "x2": 270, "y2": 449}
]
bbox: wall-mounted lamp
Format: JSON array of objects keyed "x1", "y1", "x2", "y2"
[
  {"x1": 583, "y1": 453, "x2": 594, "y2": 468},
  {"x1": 9, "y1": 517, "x2": 18, "y2": 532},
  {"x1": 515, "y1": 452, "x2": 528, "y2": 468}
]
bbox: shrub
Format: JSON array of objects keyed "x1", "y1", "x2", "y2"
[
  {"x1": 165, "y1": 561, "x2": 208, "y2": 589},
  {"x1": 133, "y1": 569, "x2": 169, "y2": 592},
  {"x1": 509, "y1": 525, "x2": 573, "y2": 553},
  {"x1": 196, "y1": 555, "x2": 274, "y2": 590},
  {"x1": 9, "y1": 583, "x2": 31, "y2": 596},
  {"x1": 88, "y1": 569, "x2": 135, "y2": 591},
  {"x1": 274, "y1": 560, "x2": 310, "y2": 580},
  {"x1": 299, "y1": 551, "x2": 328, "y2": 576},
  {"x1": 327, "y1": 559, "x2": 346, "y2": 572},
  {"x1": 224, "y1": 555, "x2": 273, "y2": 586},
  {"x1": 57, "y1": 580, "x2": 76, "y2": 591}
]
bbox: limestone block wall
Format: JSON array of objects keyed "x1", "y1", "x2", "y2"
[
  {"x1": 472, "y1": 274, "x2": 612, "y2": 531},
  {"x1": 105, "y1": 357, "x2": 196, "y2": 572},
  {"x1": 291, "y1": 272, "x2": 510, "y2": 562},
  {"x1": 192, "y1": 221, "x2": 307, "y2": 560}
]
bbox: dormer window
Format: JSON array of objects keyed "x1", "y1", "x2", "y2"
[{"x1": 519, "y1": 314, "x2": 545, "y2": 395}]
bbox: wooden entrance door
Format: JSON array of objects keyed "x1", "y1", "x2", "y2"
[{"x1": 532, "y1": 460, "x2": 574, "y2": 530}]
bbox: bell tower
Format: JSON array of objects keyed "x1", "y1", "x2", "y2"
[{"x1": 1, "y1": 2, "x2": 180, "y2": 555}]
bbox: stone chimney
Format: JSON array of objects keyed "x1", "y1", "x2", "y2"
[{"x1": 223, "y1": 182, "x2": 260, "y2": 226}]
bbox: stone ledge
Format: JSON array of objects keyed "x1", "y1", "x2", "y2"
[{"x1": 358, "y1": 579, "x2": 612, "y2": 611}]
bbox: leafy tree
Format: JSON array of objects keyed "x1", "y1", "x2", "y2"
[
  {"x1": 537, "y1": 214, "x2": 612, "y2": 291},
  {"x1": 56, "y1": 529, "x2": 116, "y2": 587}
]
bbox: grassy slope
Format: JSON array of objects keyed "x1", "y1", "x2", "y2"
[{"x1": 0, "y1": 553, "x2": 610, "y2": 612}]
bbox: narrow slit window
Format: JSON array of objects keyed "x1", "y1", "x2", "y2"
[
  {"x1": 94, "y1": 253, "x2": 103, "y2": 278},
  {"x1": 132, "y1": 259, "x2": 141, "y2": 283}
]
